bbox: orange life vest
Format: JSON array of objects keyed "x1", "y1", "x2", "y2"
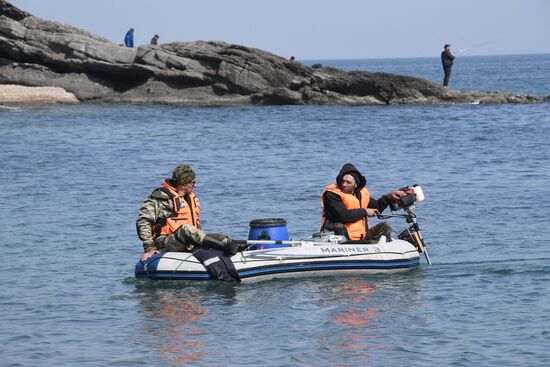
[
  {"x1": 153, "y1": 180, "x2": 201, "y2": 238},
  {"x1": 321, "y1": 183, "x2": 371, "y2": 240}
]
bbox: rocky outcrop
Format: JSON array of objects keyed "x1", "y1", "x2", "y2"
[{"x1": 0, "y1": 1, "x2": 543, "y2": 105}]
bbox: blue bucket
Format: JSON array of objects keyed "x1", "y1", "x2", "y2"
[{"x1": 248, "y1": 218, "x2": 290, "y2": 249}]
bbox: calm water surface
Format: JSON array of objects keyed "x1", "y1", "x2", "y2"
[{"x1": 1, "y1": 55, "x2": 550, "y2": 366}]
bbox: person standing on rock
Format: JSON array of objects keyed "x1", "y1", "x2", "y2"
[
  {"x1": 441, "y1": 43, "x2": 455, "y2": 88},
  {"x1": 150, "y1": 34, "x2": 159, "y2": 45},
  {"x1": 124, "y1": 28, "x2": 134, "y2": 47}
]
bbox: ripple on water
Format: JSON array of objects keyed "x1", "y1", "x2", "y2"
[{"x1": 1, "y1": 98, "x2": 550, "y2": 366}]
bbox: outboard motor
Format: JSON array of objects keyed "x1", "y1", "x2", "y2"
[{"x1": 390, "y1": 185, "x2": 425, "y2": 211}]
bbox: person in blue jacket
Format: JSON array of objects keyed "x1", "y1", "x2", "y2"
[{"x1": 124, "y1": 28, "x2": 134, "y2": 47}]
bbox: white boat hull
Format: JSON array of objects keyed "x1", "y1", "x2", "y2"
[{"x1": 135, "y1": 238, "x2": 421, "y2": 282}]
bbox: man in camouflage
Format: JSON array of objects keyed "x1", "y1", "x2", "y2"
[{"x1": 137, "y1": 165, "x2": 247, "y2": 261}]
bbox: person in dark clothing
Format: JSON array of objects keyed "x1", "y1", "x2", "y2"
[
  {"x1": 124, "y1": 28, "x2": 134, "y2": 47},
  {"x1": 441, "y1": 43, "x2": 455, "y2": 87},
  {"x1": 150, "y1": 34, "x2": 159, "y2": 45},
  {"x1": 321, "y1": 163, "x2": 406, "y2": 243}
]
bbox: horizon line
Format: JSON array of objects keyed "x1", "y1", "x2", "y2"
[{"x1": 296, "y1": 52, "x2": 550, "y2": 62}]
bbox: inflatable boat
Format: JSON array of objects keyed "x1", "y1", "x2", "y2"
[
  {"x1": 135, "y1": 185, "x2": 429, "y2": 283},
  {"x1": 135, "y1": 236, "x2": 422, "y2": 283}
]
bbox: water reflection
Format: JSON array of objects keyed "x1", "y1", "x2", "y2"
[
  {"x1": 130, "y1": 270, "x2": 427, "y2": 366},
  {"x1": 140, "y1": 287, "x2": 209, "y2": 365},
  {"x1": 330, "y1": 279, "x2": 384, "y2": 365},
  {"x1": 323, "y1": 271, "x2": 427, "y2": 366},
  {"x1": 134, "y1": 281, "x2": 240, "y2": 365}
]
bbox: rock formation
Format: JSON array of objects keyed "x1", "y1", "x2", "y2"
[{"x1": 0, "y1": 0, "x2": 542, "y2": 105}]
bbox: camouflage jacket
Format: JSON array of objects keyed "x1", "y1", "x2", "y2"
[{"x1": 136, "y1": 182, "x2": 201, "y2": 252}]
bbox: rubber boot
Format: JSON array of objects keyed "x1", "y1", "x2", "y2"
[
  {"x1": 202, "y1": 235, "x2": 230, "y2": 252},
  {"x1": 224, "y1": 239, "x2": 250, "y2": 255},
  {"x1": 203, "y1": 236, "x2": 249, "y2": 255},
  {"x1": 230, "y1": 240, "x2": 249, "y2": 253}
]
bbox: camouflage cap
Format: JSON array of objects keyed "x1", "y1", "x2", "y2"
[{"x1": 172, "y1": 165, "x2": 196, "y2": 185}]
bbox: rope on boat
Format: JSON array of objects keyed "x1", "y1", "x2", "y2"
[
  {"x1": 141, "y1": 252, "x2": 198, "y2": 278},
  {"x1": 172, "y1": 252, "x2": 198, "y2": 279}
]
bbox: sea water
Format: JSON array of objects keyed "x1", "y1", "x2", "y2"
[{"x1": 1, "y1": 54, "x2": 549, "y2": 366}]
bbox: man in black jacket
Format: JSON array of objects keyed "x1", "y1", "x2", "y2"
[
  {"x1": 321, "y1": 163, "x2": 406, "y2": 243},
  {"x1": 441, "y1": 44, "x2": 455, "y2": 87}
]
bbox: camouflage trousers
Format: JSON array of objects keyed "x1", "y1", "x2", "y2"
[
  {"x1": 163, "y1": 224, "x2": 228, "y2": 252},
  {"x1": 326, "y1": 221, "x2": 392, "y2": 244},
  {"x1": 364, "y1": 222, "x2": 392, "y2": 243}
]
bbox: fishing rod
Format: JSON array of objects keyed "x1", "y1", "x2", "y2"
[{"x1": 457, "y1": 39, "x2": 503, "y2": 54}]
